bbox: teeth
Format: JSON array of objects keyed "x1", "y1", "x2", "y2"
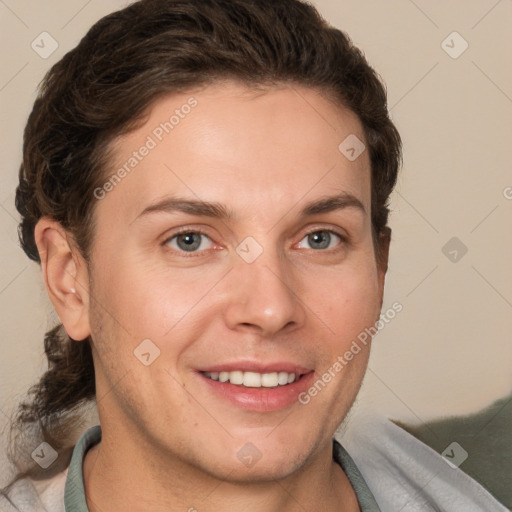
[
  {"x1": 204, "y1": 370, "x2": 298, "y2": 388},
  {"x1": 243, "y1": 372, "x2": 261, "y2": 387},
  {"x1": 278, "y1": 372, "x2": 289, "y2": 385}
]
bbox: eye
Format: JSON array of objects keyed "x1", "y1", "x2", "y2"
[
  {"x1": 296, "y1": 230, "x2": 343, "y2": 250},
  {"x1": 164, "y1": 231, "x2": 214, "y2": 253}
]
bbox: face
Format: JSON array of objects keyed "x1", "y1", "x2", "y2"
[{"x1": 84, "y1": 81, "x2": 386, "y2": 481}]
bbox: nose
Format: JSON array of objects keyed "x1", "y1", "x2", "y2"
[{"x1": 223, "y1": 248, "x2": 305, "y2": 337}]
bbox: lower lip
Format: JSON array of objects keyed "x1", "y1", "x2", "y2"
[{"x1": 198, "y1": 371, "x2": 316, "y2": 412}]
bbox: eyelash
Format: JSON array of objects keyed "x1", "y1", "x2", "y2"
[{"x1": 162, "y1": 226, "x2": 347, "y2": 256}]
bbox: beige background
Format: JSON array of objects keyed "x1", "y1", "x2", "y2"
[{"x1": 1, "y1": 0, "x2": 511, "y2": 452}]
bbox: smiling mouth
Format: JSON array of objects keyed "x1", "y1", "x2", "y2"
[{"x1": 201, "y1": 370, "x2": 302, "y2": 388}]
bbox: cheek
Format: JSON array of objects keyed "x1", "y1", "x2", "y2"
[
  {"x1": 311, "y1": 261, "x2": 381, "y2": 333},
  {"x1": 90, "y1": 254, "x2": 182, "y2": 330}
]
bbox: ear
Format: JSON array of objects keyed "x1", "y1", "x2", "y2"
[
  {"x1": 34, "y1": 218, "x2": 91, "y2": 341},
  {"x1": 376, "y1": 227, "x2": 391, "y2": 302}
]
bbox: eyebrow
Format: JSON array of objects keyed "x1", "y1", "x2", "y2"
[{"x1": 135, "y1": 192, "x2": 366, "y2": 222}]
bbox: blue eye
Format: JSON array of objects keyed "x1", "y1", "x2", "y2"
[
  {"x1": 164, "y1": 229, "x2": 343, "y2": 255},
  {"x1": 165, "y1": 231, "x2": 213, "y2": 252},
  {"x1": 297, "y1": 230, "x2": 343, "y2": 250}
]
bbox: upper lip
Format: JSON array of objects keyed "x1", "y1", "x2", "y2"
[{"x1": 197, "y1": 361, "x2": 313, "y2": 376}]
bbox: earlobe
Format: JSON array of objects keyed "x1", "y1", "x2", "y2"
[{"x1": 34, "y1": 218, "x2": 91, "y2": 341}]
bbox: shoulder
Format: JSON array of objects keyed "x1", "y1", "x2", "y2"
[
  {"x1": 336, "y1": 411, "x2": 509, "y2": 512},
  {"x1": 0, "y1": 469, "x2": 67, "y2": 512}
]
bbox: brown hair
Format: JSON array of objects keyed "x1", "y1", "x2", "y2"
[{"x1": 3, "y1": 0, "x2": 401, "y2": 495}]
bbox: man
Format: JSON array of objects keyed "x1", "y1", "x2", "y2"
[{"x1": 1, "y1": 0, "x2": 507, "y2": 510}]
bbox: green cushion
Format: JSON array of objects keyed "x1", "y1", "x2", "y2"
[{"x1": 394, "y1": 394, "x2": 512, "y2": 510}]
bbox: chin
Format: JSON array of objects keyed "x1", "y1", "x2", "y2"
[
  {"x1": 197, "y1": 439, "x2": 312, "y2": 483},
  {"x1": 208, "y1": 456, "x2": 305, "y2": 483}
]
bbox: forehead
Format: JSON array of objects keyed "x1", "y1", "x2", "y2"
[{"x1": 96, "y1": 81, "x2": 371, "y2": 224}]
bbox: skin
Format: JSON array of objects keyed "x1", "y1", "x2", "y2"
[{"x1": 35, "y1": 81, "x2": 389, "y2": 512}]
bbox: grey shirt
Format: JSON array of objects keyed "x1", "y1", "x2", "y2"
[{"x1": 64, "y1": 425, "x2": 381, "y2": 511}]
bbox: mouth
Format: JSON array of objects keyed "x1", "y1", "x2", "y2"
[{"x1": 196, "y1": 364, "x2": 315, "y2": 412}]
